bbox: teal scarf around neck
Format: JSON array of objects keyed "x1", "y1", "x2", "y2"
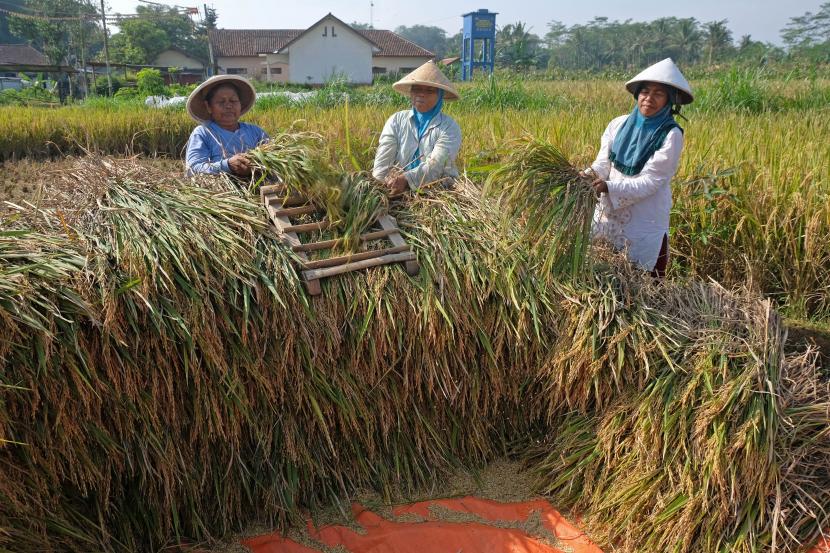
[
  {"x1": 406, "y1": 89, "x2": 444, "y2": 170},
  {"x1": 610, "y1": 104, "x2": 682, "y2": 176}
]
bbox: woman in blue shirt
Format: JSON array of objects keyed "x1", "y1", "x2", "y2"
[{"x1": 184, "y1": 75, "x2": 269, "y2": 176}]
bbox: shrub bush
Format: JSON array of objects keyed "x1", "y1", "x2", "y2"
[
  {"x1": 136, "y1": 68, "x2": 168, "y2": 96},
  {"x1": 94, "y1": 75, "x2": 123, "y2": 96}
]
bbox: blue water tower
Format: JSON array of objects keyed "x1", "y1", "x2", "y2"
[{"x1": 461, "y1": 9, "x2": 497, "y2": 81}]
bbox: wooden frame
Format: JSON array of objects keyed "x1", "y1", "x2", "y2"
[{"x1": 260, "y1": 185, "x2": 420, "y2": 295}]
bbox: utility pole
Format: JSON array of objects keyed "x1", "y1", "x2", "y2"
[
  {"x1": 204, "y1": 3, "x2": 215, "y2": 76},
  {"x1": 99, "y1": 0, "x2": 113, "y2": 95},
  {"x1": 78, "y1": 2, "x2": 88, "y2": 98}
]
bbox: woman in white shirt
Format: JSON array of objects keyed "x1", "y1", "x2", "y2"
[
  {"x1": 372, "y1": 61, "x2": 462, "y2": 194},
  {"x1": 585, "y1": 58, "x2": 694, "y2": 277}
]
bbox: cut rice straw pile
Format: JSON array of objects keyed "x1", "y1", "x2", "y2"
[{"x1": 0, "y1": 137, "x2": 827, "y2": 553}]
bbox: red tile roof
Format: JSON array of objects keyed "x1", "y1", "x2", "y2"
[
  {"x1": 0, "y1": 44, "x2": 50, "y2": 66},
  {"x1": 209, "y1": 28, "x2": 433, "y2": 58},
  {"x1": 359, "y1": 29, "x2": 433, "y2": 57},
  {"x1": 277, "y1": 13, "x2": 381, "y2": 53}
]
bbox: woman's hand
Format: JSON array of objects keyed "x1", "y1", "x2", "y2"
[
  {"x1": 591, "y1": 178, "x2": 608, "y2": 196},
  {"x1": 228, "y1": 154, "x2": 252, "y2": 176},
  {"x1": 385, "y1": 174, "x2": 409, "y2": 195}
]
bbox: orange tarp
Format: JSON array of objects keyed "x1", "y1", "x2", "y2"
[
  {"x1": 809, "y1": 536, "x2": 830, "y2": 553},
  {"x1": 242, "y1": 498, "x2": 830, "y2": 553},
  {"x1": 242, "y1": 496, "x2": 603, "y2": 553}
]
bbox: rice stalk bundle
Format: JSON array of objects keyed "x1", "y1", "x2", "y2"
[
  {"x1": 245, "y1": 130, "x2": 343, "y2": 220},
  {"x1": 0, "y1": 155, "x2": 826, "y2": 553},
  {"x1": 483, "y1": 135, "x2": 596, "y2": 279},
  {"x1": 245, "y1": 137, "x2": 389, "y2": 252},
  {"x1": 336, "y1": 172, "x2": 389, "y2": 251},
  {"x1": 0, "y1": 158, "x2": 548, "y2": 552},
  {"x1": 524, "y1": 256, "x2": 830, "y2": 553}
]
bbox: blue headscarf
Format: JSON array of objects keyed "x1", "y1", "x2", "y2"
[
  {"x1": 610, "y1": 101, "x2": 682, "y2": 176},
  {"x1": 406, "y1": 88, "x2": 444, "y2": 170}
]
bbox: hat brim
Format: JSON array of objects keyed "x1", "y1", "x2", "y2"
[
  {"x1": 392, "y1": 80, "x2": 459, "y2": 101},
  {"x1": 625, "y1": 79, "x2": 693, "y2": 105},
  {"x1": 186, "y1": 75, "x2": 257, "y2": 123}
]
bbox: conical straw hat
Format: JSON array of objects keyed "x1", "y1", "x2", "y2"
[
  {"x1": 393, "y1": 60, "x2": 459, "y2": 100},
  {"x1": 186, "y1": 74, "x2": 257, "y2": 123},
  {"x1": 625, "y1": 58, "x2": 693, "y2": 104}
]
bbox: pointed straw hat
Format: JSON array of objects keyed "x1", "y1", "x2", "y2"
[
  {"x1": 393, "y1": 60, "x2": 459, "y2": 100},
  {"x1": 186, "y1": 74, "x2": 257, "y2": 123},
  {"x1": 625, "y1": 58, "x2": 694, "y2": 104}
]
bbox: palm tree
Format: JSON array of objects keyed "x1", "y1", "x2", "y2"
[
  {"x1": 674, "y1": 18, "x2": 702, "y2": 64},
  {"x1": 497, "y1": 22, "x2": 540, "y2": 71},
  {"x1": 704, "y1": 19, "x2": 733, "y2": 65},
  {"x1": 628, "y1": 34, "x2": 648, "y2": 68}
]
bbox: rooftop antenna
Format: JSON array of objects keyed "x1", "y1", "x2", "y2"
[{"x1": 369, "y1": 1, "x2": 373, "y2": 28}]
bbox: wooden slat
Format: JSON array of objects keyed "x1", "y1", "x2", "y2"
[
  {"x1": 302, "y1": 252, "x2": 417, "y2": 280},
  {"x1": 282, "y1": 220, "x2": 330, "y2": 233},
  {"x1": 263, "y1": 192, "x2": 417, "y2": 291},
  {"x1": 259, "y1": 184, "x2": 284, "y2": 196},
  {"x1": 376, "y1": 215, "x2": 406, "y2": 247},
  {"x1": 266, "y1": 194, "x2": 307, "y2": 208},
  {"x1": 265, "y1": 205, "x2": 305, "y2": 252},
  {"x1": 273, "y1": 204, "x2": 319, "y2": 218},
  {"x1": 302, "y1": 245, "x2": 410, "y2": 270},
  {"x1": 292, "y1": 228, "x2": 398, "y2": 253},
  {"x1": 377, "y1": 214, "x2": 420, "y2": 276}
]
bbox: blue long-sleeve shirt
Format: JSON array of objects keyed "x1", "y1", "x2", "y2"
[{"x1": 185, "y1": 120, "x2": 269, "y2": 176}]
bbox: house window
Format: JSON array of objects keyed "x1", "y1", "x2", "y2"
[
  {"x1": 261, "y1": 67, "x2": 283, "y2": 75},
  {"x1": 226, "y1": 68, "x2": 247, "y2": 75},
  {"x1": 372, "y1": 67, "x2": 387, "y2": 74},
  {"x1": 399, "y1": 67, "x2": 416, "y2": 73}
]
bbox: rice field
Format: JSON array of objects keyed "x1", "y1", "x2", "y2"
[
  {"x1": 1, "y1": 73, "x2": 829, "y2": 553},
  {"x1": 2, "y1": 75, "x2": 829, "y2": 320}
]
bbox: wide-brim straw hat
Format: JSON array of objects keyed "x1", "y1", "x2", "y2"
[
  {"x1": 186, "y1": 74, "x2": 257, "y2": 123},
  {"x1": 625, "y1": 58, "x2": 694, "y2": 104},
  {"x1": 393, "y1": 60, "x2": 459, "y2": 100}
]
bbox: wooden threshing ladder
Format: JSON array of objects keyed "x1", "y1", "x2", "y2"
[{"x1": 260, "y1": 184, "x2": 420, "y2": 295}]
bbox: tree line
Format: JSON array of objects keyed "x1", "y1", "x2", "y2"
[
  {"x1": 1, "y1": 1, "x2": 827, "y2": 73},
  {"x1": 2, "y1": 0, "x2": 213, "y2": 67},
  {"x1": 393, "y1": 4, "x2": 829, "y2": 71}
]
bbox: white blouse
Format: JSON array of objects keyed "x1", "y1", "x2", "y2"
[
  {"x1": 372, "y1": 111, "x2": 462, "y2": 189},
  {"x1": 588, "y1": 114, "x2": 684, "y2": 271}
]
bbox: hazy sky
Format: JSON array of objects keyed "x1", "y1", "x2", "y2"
[{"x1": 105, "y1": 0, "x2": 822, "y2": 45}]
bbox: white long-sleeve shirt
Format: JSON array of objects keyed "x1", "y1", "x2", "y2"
[
  {"x1": 588, "y1": 114, "x2": 684, "y2": 271},
  {"x1": 372, "y1": 110, "x2": 461, "y2": 189}
]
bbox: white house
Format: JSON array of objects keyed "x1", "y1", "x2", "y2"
[
  {"x1": 152, "y1": 48, "x2": 205, "y2": 72},
  {"x1": 208, "y1": 14, "x2": 434, "y2": 84}
]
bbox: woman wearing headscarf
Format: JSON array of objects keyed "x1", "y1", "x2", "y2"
[
  {"x1": 372, "y1": 61, "x2": 462, "y2": 194},
  {"x1": 184, "y1": 74, "x2": 269, "y2": 176},
  {"x1": 585, "y1": 58, "x2": 694, "y2": 277}
]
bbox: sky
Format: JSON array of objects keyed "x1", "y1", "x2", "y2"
[{"x1": 103, "y1": 0, "x2": 823, "y2": 45}]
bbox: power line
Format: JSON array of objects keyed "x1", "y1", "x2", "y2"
[{"x1": 0, "y1": 5, "x2": 93, "y2": 20}]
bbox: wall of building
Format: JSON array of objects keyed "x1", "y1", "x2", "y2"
[
  {"x1": 287, "y1": 19, "x2": 373, "y2": 84},
  {"x1": 216, "y1": 56, "x2": 263, "y2": 77},
  {"x1": 370, "y1": 56, "x2": 431, "y2": 77},
  {"x1": 261, "y1": 53, "x2": 289, "y2": 83},
  {"x1": 154, "y1": 50, "x2": 204, "y2": 71}
]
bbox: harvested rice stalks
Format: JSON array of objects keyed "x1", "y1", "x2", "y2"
[{"x1": 484, "y1": 135, "x2": 595, "y2": 279}]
